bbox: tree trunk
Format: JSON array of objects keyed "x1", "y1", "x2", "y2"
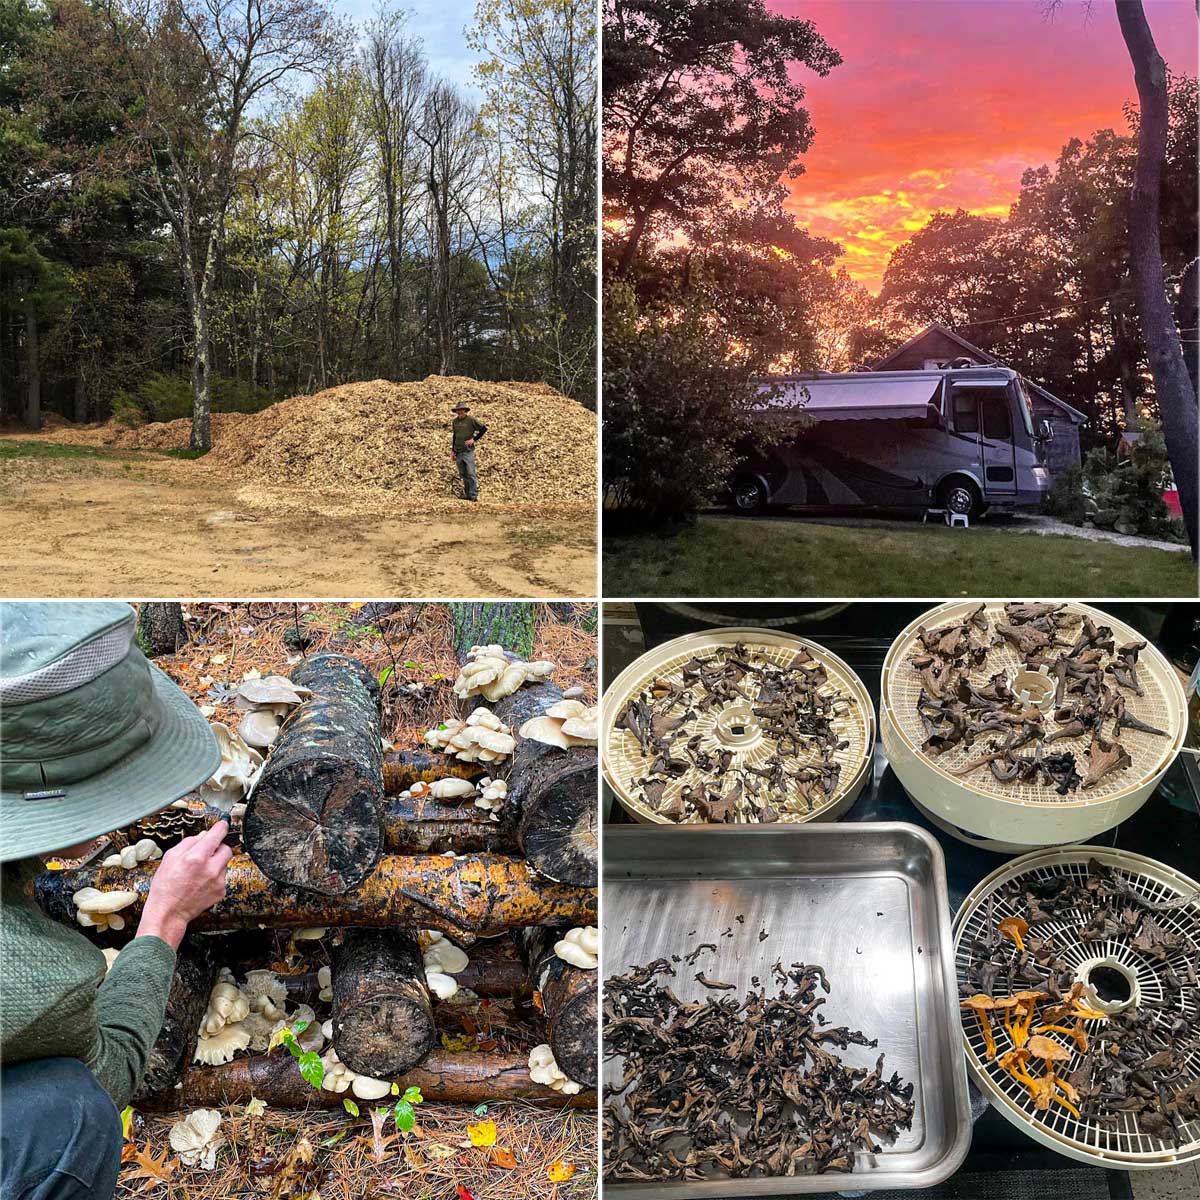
[
  {"x1": 243, "y1": 654, "x2": 384, "y2": 894},
  {"x1": 74, "y1": 371, "x2": 87, "y2": 423},
  {"x1": 516, "y1": 926, "x2": 597, "y2": 1087},
  {"x1": 132, "y1": 936, "x2": 218, "y2": 1102},
  {"x1": 36, "y1": 854, "x2": 597, "y2": 942},
  {"x1": 382, "y1": 788, "x2": 516, "y2": 856},
  {"x1": 190, "y1": 290, "x2": 213, "y2": 452},
  {"x1": 331, "y1": 929, "x2": 436, "y2": 1076},
  {"x1": 493, "y1": 683, "x2": 597, "y2": 888},
  {"x1": 136, "y1": 603, "x2": 186, "y2": 658},
  {"x1": 1115, "y1": 0, "x2": 1199, "y2": 557},
  {"x1": 1177, "y1": 257, "x2": 1198, "y2": 397},
  {"x1": 136, "y1": 1049, "x2": 594, "y2": 1111},
  {"x1": 24, "y1": 305, "x2": 40, "y2": 431},
  {"x1": 448, "y1": 602, "x2": 537, "y2": 661}
]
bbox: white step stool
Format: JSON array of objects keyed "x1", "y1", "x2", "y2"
[{"x1": 923, "y1": 507, "x2": 970, "y2": 529}]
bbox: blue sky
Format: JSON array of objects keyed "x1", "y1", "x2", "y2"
[{"x1": 337, "y1": 0, "x2": 483, "y2": 96}]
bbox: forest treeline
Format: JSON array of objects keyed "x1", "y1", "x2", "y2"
[
  {"x1": 1, "y1": 0, "x2": 596, "y2": 444},
  {"x1": 602, "y1": 0, "x2": 1197, "y2": 540}
]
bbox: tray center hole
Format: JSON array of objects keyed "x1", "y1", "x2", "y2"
[
  {"x1": 1081, "y1": 957, "x2": 1138, "y2": 1013},
  {"x1": 714, "y1": 704, "x2": 761, "y2": 749}
]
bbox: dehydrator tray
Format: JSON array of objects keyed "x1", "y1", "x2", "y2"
[
  {"x1": 880, "y1": 602, "x2": 1186, "y2": 849},
  {"x1": 602, "y1": 628, "x2": 875, "y2": 825},
  {"x1": 954, "y1": 846, "x2": 1200, "y2": 1169},
  {"x1": 602, "y1": 824, "x2": 971, "y2": 1195}
]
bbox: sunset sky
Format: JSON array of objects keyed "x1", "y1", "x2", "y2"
[{"x1": 774, "y1": 0, "x2": 1198, "y2": 292}]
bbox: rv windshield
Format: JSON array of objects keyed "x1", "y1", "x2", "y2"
[{"x1": 1013, "y1": 377, "x2": 1036, "y2": 436}]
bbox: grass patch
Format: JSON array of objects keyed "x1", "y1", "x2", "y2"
[
  {"x1": 161, "y1": 447, "x2": 209, "y2": 459},
  {"x1": 0, "y1": 439, "x2": 105, "y2": 461},
  {"x1": 603, "y1": 516, "x2": 1199, "y2": 597}
]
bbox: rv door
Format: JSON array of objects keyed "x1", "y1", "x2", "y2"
[{"x1": 949, "y1": 383, "x2": 1018, "y2": 496}]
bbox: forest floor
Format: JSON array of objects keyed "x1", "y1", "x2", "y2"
[
  {"x1": 603, "y1": 515, "x2": 1199, "y2": 597},
  {"x1": 0, "y1": 439, "x2": 595, "y2": 597}
]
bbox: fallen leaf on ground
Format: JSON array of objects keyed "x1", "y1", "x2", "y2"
[
  {"x1": 547, "y1": 1160, "x2": 576, "y2": 1182},
  {"x1": 466, "y1": 1119, "x2": 496, "y2": 1147},
  {"x1": 489, "y1": 1146, "x2": 517, "y2": 1169}
]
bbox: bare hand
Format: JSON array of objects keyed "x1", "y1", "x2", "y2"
[
  {"x1": 466, "y1": 438, "x2": 475, "y2": 448},
  {"x1": 137, "y1": 821, "x2": 233, "y2": 949}
]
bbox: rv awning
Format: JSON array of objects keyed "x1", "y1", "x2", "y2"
[{"x1": 755, "y1": 375, "x2": 941, "y2": 421}]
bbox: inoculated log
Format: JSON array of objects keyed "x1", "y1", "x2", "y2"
[
  {"x1": 382, "y1": 751, "x2": 483, "y2": 794},
  {"x1": 36, "y1": 854, "x2": 596, "y2": 943},
  {"x1": 243, "y1": 654, "x2": 384, "y2": 895},
  {"x1": 491, "y1": 683, "x2": 597, "y2": 888},
  {"x1": 137, "y1": 1050, "x2": 594, "y2": 1112},
  {"x1": 381, "y1": 790, "x2": 515, "y2": 856},
  {"x1": 132, "y1": 936, "x2": 218, "y2": 1102},
  {"x1": 332, "y1": 929, "x2": 436, "y2": 1077},
  {"x1": 517, "y1": 926, "x2": 597, "y2": 1088}
]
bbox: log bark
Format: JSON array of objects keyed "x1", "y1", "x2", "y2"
[
  {"x1": 382, "y1": 789, "x2": 516, "y2": 856},
  {"x1": 132, "y1": 936, "x2": 218, "y2": 1102},
  {"x1": 332, "y1": 929, "x2": 436, "y2": 1077},
  {"x1": 382, "y1": 751, "x2": 483, "y2": 794},
  {"x1": 36, "y1": 854, "x2": 596, "y2": 943},
  {"x1": 1115, "y1": 0, "x2": 1199, "y2": 558},
  {"x1": 136, "y1": 603, "x2": 186, "y2": 658},
  {"x1": 517, "y1": 927, "x2": 597, "y2": 1088},
  {"x1": 244, "y1": 654, "x2": 384, "y2": 894},
  {"x1": 448, "y1": 602, "x2": 536, "y2": 661},
  {"x1": 136, "y1": 1050, "x2": 595, "y2": 1111},
  {"x1": 492, "y1": 684, "x2": 597, "y2": 887}
]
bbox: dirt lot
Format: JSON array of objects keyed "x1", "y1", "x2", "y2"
[{"x1": 0, "y1": 445, "x2": 595, "y2": 597}]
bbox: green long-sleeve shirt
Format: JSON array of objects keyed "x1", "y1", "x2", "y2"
[
  {"x1": 451, "y1": 415, "x2": 487, "y2": 453},
  {"x1": 0, "y1": 857, "x2": 176, "y2": 1108}
]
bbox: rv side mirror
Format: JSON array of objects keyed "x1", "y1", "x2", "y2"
[{"x1": 1037, "y1": 418, "x2": 1054, "y2": 441}]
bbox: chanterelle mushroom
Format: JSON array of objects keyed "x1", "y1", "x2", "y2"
[
  {"x1": 999, "y1": 916, "x2": 1029, "y2": 953},
  {"x1": 169, "y1": 1109, "x2": 224, "y2": 1169},
  {"x1": 961, "y1": 994, "x2": 998, "y2": 1060}
]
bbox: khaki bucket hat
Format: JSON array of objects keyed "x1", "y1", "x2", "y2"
[{"x1": 0, "y1": 602, "x2": 220, "y2": 862}]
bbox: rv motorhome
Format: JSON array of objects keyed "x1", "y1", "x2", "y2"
[{"x1": 728, "y1": 365, "x2": 1053, "y2": 519}]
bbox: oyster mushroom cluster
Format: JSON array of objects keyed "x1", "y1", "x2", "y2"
[
  {"x1": 529, "y1": 1043, "x2": 583, "y2": 1095},
  {"x1": 959, "y1": 857, "x2": 1200, "y2": 1142},
  {"x1": 521, "y1": 699, "x2": 598, "y2": 750},
  {"x1": 319, "y1": 1039, "x2": 394, "y2": 1101},
  {"x1": 169, "y1": 1109, "x2": 224, "y2": 1170},
  {"x1": 554, "y1": 926, "x2": 598, "y2": 969},
  {"x1": 201, "y1": 723, "x2": 263, "y2": 811},
  {"x1": 452, "y1": 645, "x2": 555, "y2": 702},
  {"x1": 72, "y1": 886, "x2": 138, "y2": 932},
  {"x1": 193, "y1": 967, "x2": 327, "y2": 1065},
  {"x1": 421, "y1": 930, "x2": 470, "y2": 999},
  {"x1": 233, "y1": 674, "x2": 310, "y2": 750},
  {"x1": 910, "y1": 604, "x2": 1166, "y2": 796},
  {"x1": 100, "y1": 837, "x2": 162, "y2": 871},
  {"x1": 424, "y1": 707, "x2": 515, "y2": 764}
]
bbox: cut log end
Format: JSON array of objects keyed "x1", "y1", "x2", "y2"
[{"x1": 519, "y1": 766, "x2": 598, "y2": 888}]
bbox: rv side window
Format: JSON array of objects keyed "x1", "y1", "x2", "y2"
[
  {"x1": 981, "y1": 395, "x2": 1011, "y2": 440},
  {"x1": 953, "y1": 393, "x2": 979, "y2": 433}
]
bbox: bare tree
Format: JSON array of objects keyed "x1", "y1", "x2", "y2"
[
  {"x1": 418, "y1": 82, "x2": 479, "y2": 374},
  {"x1": 95, "y1": 0, "x2": 339, "y2": 449}
]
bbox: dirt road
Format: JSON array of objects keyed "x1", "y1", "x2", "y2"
[{"x1": 0, "y1": 447, "x2": 594, "y2": 597}]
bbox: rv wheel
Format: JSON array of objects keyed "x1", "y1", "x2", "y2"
[
  {"x1": 939, "y1": 478, "x2": 981, "y2": 519},
  {"x1": 731, "y1": 477, "x2": 767, "y2": 514}
]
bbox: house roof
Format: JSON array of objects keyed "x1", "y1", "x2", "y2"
[{"x1": 873, "y1": 322, "x2": 1088, "y2": 425}]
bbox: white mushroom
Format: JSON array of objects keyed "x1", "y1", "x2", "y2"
[
  {"x1": 425, "y1": 970, "x2": 459, "y2": 1000},
  {"x1": 430, "y1": 777, "x2": 476, "y2": 802},
  {"x1": 233, "y1": 675, "x2": 310, "y2": 715},
  {"x1": 528, "y1": 1043, "x2": 582, "y2": 1094},
  {"x1": 320, "y1": 1046, "x2": 356, "y2": 1093},
  {"x1": 202, "y1": 979, "x2": 250, "y2": 1034},
  {"x1": 423, "y1": 938, "x2": 469, "y2": 975},
  {"x1": 240, "y1": 1011, "x2": 276, "y2": 1053},
  {"x1": 201, "y1": 723, "x2": 263, "y2": 808},
  {"x1": 464, "y1": 707, "x2": 502, "y2": 731},
  {"x1": 242, "y1": 970, "x2": 287, "y2": 1020},
  {"x1": 273, "y1": 1004, "x2": 324, "y2": 1052},
  {"x1": 544, "y1": 700, "x2": 587, "y2": 720},
  {"x1": 409, "y1": 780, "x2": 433, "y2": 799},
  {"x1": 554, "y1": 926, "x2": 599, "y2": 970},
  {"x1": 169, "y1": 1109, "x2": 224, "y2": 1169},
  {"x1": 318, "y1": 965, "x2": 333, "y2": 1003},
  {"x1": 560, "y1": 715, "x2": 598, "y2": 746},
  {"x1": 350, "y1": 1074, "x2": 392, "y2": 1101},
  {"x1": 101, "y1": 947, "x2": 120, "y2": 973},
  {"x1": 194, "y1": 1024, "x2": 251, "y2": 1066},
  {"x1": 72, "y1": 887, "x2": 138, "y2": 932},
  {"x1": 518, "y1": 715, "x2": 570, "y2": 750},
  {"x1": 293, "y1": 927, "x2": 326, "y2": 941},
  {"x1": 238, "y1": 708, "x2": 282, "y2": 750},
  {"x1": 562, "y1": 686, "x2": 584, "y2": 699}
]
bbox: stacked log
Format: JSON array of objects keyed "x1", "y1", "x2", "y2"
[{"x1": 517, "y1": 927, "x2": 598, "y2": 1088}]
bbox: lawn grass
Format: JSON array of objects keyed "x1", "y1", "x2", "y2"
[
  {"x1": 0, "y1": 439, "x2": 105, "y2": 460},
  {"x1": 603, "y1": 516, "x2": 1199, "y2": 597}
]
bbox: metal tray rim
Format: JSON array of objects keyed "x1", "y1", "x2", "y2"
[{"x1": 602, "y1": 822, "x2": 973, "y2": 1195}]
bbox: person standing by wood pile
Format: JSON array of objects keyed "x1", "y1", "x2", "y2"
[
  {"x1": 450, "y1": 401, "x2": 488, "y2": 501},
  {"x1": 0, "y1": 602, "x2": 232, "y2": 1200}
]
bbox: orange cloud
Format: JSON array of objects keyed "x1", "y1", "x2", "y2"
[{"x1": 772, "y1": 0, "x2": 1199, "y2": 291}]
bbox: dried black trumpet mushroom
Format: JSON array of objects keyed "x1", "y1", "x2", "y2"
[
  {"x1": 603, "y1": 957, "x2": 914, "y2": 1181},
  {"x1": 960, "y1": 859, "x2": 1200, "y2": 1145},
  {"x1": 617, "y1": 642, "x2": 853, "y2": 824},
  {"x1": 908, "y1": 604, "x2": 1166, "y2": 799}
]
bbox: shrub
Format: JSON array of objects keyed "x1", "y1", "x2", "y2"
[
  {"x1": 1082, "y1": 417, "x2": 1184, "y2": 540},
  {"x1": 1045, "y1": 463, "x2": 1086, "y2": 525},
  {"x1": 111, "y1": 374, "x2": 276, "y2": 424}
]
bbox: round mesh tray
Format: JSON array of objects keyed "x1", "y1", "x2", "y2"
[
  {"x1": 601, "y1": 628, "x2": 875, "y2": 824},
  {"x1": 881, "y1": 602, "x2": 1186, "y2": 845},
  {"x1": 953, "y1": 847, "x2": 1200, "y2": 1168}
]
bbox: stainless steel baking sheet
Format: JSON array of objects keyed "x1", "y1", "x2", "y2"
[{"x1": 602, "y1": 823, "x2": 971, "y2": 1195}]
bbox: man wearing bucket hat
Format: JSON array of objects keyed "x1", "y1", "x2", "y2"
[
  {"x1": 449, "y1": 401, "x2": 488, "y2": 501},
  {"x1": 1, "y1": 602, "x2": 232, "y2": 1200}
]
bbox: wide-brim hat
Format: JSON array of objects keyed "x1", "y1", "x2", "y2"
[
  {"x1": 452, "y1": 403, "x2": 470, "y2": 412},
  {"x1": 1, "y1": 602, "x2": 220, "y2": 862}
]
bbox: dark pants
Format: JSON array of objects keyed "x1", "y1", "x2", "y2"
[
  {"x1": 1, "y1": 1058, "x2": 121, "y2": 1200},
  {"x1": 455, "y1": 448, "x2": 479, "y2": 500}
]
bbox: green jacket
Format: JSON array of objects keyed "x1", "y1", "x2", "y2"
[
  {"x1": 0, "y1": 857, "x2": 176, "y2": 1108},
  {"x1": 452, "y1": 415, "x2": 487, "y2": 453}
]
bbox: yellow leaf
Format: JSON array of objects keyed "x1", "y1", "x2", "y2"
[
  {"x1": 441, "y1": 1031, "x2": 475, "y2": 1053},
  {"x1": 266, "y1": 1026, "x2": 293, "y2": 1054},
  {"x1": 120, "y1": 1106, "x2": 134, "y2": 1140},
  {"x1": 245, "y1": 1097, "x2": 266, "y2": 1118},
  {"x1": 466, "y1": 1118, "x2": 497, "y2": 1148},
  {"x1": 490, "y1": 1146, "x2": 517, "y2": 1169},
  {"x1": 547, "y1": 1160, "x2": 576, "y2": 1182}
]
